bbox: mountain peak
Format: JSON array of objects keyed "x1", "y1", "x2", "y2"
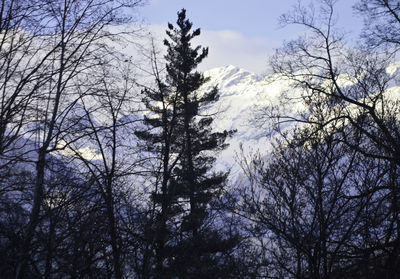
[{"x1": 205, "y1": 65, "x2": 260, "y2": 88}]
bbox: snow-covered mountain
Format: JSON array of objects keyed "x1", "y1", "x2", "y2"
[
  {"x1": 200, "y1": 62, "x2": 400, "y2": 181},
  {"x1": 201, "y1": 65, "x2": 297, "y2": 177},
  {"x1": 43, "y1": 62, "x2": 400, "y2": 185}
]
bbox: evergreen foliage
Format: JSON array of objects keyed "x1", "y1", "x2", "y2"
[{"x1": 136, "y1": 8, "x2": 238, "y2": 278}]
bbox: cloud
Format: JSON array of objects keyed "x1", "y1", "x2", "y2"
[{"x1": 147, "y1": 24, "x2": 278, "y2": 74}]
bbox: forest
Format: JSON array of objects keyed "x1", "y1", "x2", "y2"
[{"x1": 1, "y1": 0, "x2": 400, "y2": 278}]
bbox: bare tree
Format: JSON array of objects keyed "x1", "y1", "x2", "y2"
[
  {"x1": 254, "y1": 0, "x2": 400, "y2": 276},
  {"x1": 269, "y1": 0, "x2": 400, "y2": 166},
  {"x1": 0, "y1": 0, "x2": 46, "y2": 161},
  {"x1": 65, "y1": 56, "x2": 143, "y2": 279},
  {"x1": 240, "y1": 129, "x2": 354, "y2": 278},
  {"x1": 0, "y1": 0, "x2": 146, "y2": 278},
  {"x1": 35, "y1": 159, "x2": 110, "y2": 278},
  {"x1": 355, "y1": 0, "x2": 400, "y2": 51}
]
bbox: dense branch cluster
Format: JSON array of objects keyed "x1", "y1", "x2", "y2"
[{"x1": 240, "y1": 0, "x2": 400, "y2": 278}]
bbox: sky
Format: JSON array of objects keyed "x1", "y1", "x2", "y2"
[{"x1": 140, "y1": 0, "x2": 363, "y2": 74}]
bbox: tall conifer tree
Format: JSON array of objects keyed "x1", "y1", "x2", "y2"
[
  {"x1": 137, "y1": 9, "x2": 238, "y2": 278},
  {"x1": 164, "y1": 8, "x2": 238, "y2": 278}
]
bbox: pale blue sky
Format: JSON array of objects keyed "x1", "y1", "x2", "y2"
[{"x1": 141, "y1": 0, "x2": 363, "y2": 73}]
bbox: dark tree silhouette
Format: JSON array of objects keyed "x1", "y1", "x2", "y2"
[
  {"x1": 0, "y1": 0, "x2": 145, "y2": 278},
  {"x1": 249, "y1": 0, "x2": 400, "y2": 277},
  {"x1": 136, "y1": 9, "x2": 240, "y2": 278}
]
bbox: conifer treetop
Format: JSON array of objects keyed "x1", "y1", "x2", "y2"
[{"x1": 164, "y1": 9, "x2": 208, "y2": 78}]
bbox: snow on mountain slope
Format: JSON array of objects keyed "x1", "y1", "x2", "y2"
[
  {"x1": 201, "y1": 63, "x2": 400, "y2": 180},
  {"x1": 41, "y1": 61, "x2": 400, "y2": 184},
  {"x1": 201, "y1": 65, "x2": 298, "y2": 177}
]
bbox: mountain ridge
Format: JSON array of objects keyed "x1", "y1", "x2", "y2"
[{"x1": 201, "y1": 61, "x2": 400, "y2": 177}]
